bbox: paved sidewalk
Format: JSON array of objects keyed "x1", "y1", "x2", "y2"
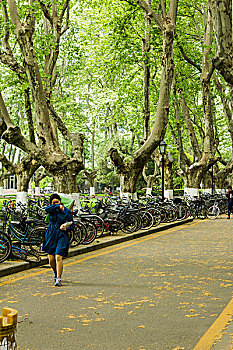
[{"x1": 0, "y1": 218, "x2": 193, "y2": 278}]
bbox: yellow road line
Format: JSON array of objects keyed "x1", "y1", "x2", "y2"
[
  {"x1": 0, "y1": 220, "x2": 200, "y2": 288},
  {"x1": 0, "y1": 269, "x2": 46, "y2": 287},
  {"x1": 193, "y1": 297, "x2": 233, "y2": 349}
]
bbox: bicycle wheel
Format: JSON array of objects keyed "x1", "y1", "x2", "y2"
[
  {"x1": 24, "y1": 248, "x2": 41, "y2": 263},
  {"x1": 207, "y1": 205, "x2": 220, "y2": 220},
  {"x1": 183, "y1": 204, "x2": 191, "y2": 219},
  {"x1": 68, "y1": 229, "x2": 74, "y2": 246},
  {"x1": 139, "y1": 210, "x2": 154, "y2": 230},
  {"x1": 0, "y1": 232, "x2": 12, "y2": 263},
  {"x1": 12, "y1": 244, "x2": 41, "y2": 263},
  {"x1": 90, "y1": 215, "x2": 105, "y2": 238},
  {"x1": 190, "y1": 208, "x2": 197, "y2": 218},
  {"x1": 147, "y1": 208, "x2": 161, "y2": 227},
  {"x1": 81, "y1": 220, "x2": 97, "y2": 245},
  {"x1": 164, "y1": 205, "x2": 176, "y2": 222},
  {"x1": 120, "y1": 213, "x2": 139, "y2": 233},
  {"x1": 28, "y1": 227, "x2": 47, "y2": 256},
  {"x1": 104, "y1": 219, "x2": 122, "y2": 234},
  {"x1": 74, "y1": 221, "x2": 88, "y2": 244},
  {"x1": 70, "y1": 225, "x2": 84, "y2": 247},
  {"x1": 158, "y1": 207, "x2": 167, "y2": 223},
  {"x1": 176, "y1": 203, "x2": 189, "y2": 221},
  {"x1": 197, "y1": 205, "x2": 208, "y2": 219}
]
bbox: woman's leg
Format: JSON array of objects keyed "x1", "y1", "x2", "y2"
[
  {"x1": 55, "y1": 254, "x2": 63, "y2": 279},
  {"x1": 48, "y1": 254, "x2": 56, "y2": 273}
]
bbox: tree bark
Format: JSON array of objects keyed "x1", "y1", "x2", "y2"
[
  {"x1": 142, "y1": 157, "x2": 159, "y2": 193},
  {"x1": 164, "y1": 154, "x2": 173, "y2": 190},
  {"x1": 34, "y1": 168, "x2": 48, "y2": 187},
  {"x1": 209, "y1": 0, "x2": 233, "y2": 85},
  {"x1": 142, "y1": 0, "x2": 151, "y2": 142},
  {"x1": 53, "y1": 165, "x2": 78, "y2": 194},
  {"x1": 83, "y1": 170, "x2": 98, "y2": 188}
]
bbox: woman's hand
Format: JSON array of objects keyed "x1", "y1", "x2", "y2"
[
  {"x1": 60, "y1": 224, "x2": 66, "y2": 230},
  {"x1": 60, "y1": 205, "x2": 64, "y2": 211}
]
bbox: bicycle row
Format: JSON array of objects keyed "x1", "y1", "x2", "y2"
[{"x1": 0, "y1": 193, "x2": 228, "y2": 264}]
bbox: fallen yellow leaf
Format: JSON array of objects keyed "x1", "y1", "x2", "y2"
[{"x1": 7, "y1": 301, "x2": 18, "y2": 303}]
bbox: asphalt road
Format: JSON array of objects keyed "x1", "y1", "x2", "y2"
[{"x1": 1, "y1": 218, "x2": 233, "y2": 350}]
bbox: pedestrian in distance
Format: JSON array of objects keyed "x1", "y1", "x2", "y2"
[
  {"x1": 43, "y1": 193, "x2": 74, "y2": 286},
  {"x1": 226, "y1": 185, "x2": 233, "y2": 219}
]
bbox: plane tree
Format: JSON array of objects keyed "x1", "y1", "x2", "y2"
[
  {"x1": 166, "y1": 0, "x2": 225, "y2": 195},
  {"x1": 108, "y1": 0, "x2": 179, "y2": 198},
  {"x1": 0, "y1": 0, "x2": 84, "y2": 196}
]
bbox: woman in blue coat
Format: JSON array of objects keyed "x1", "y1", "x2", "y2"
[{"x1": 43, "y1": 193, "x2": 74, "y2": 286}]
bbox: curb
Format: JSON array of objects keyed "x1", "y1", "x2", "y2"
[{"x1": 0, "y1": 218, "x2": 193, "y2": 278}]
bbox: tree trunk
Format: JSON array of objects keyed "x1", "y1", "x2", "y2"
[
  {"x1": 215, "y1": 161, "x2": 233, "y2": 189},
  {"x1": 202, "y1": 171, "x2": 212, "y2": 189},
  {"x1": 142, "y1": 152, "x2": 159, "y2": 195},
  {"x1": 16, "y1": 172, "x2": 31, "y2": 192},
  {"x1": 82, "y1": 170, "x2": 97, "y2": 196},
  {"x1": 209, "y1": 0, "x2": 233, "y2": 85},
  {"x1": 120, "y1": 167, "x2": 141, "y2": 199},
  {"x1": 53, "y1": 167, "x2": 78, "y2": 194},
  {"x1": 215, "y1": 177, "x2": 228, "y2": 189},
  {"x1": 35, "y1": 177, "x2": 40, "y2": 188},
  {"x1": 15, "y1": 159, "x2": 39, "y2": 203},
  {"x1": 142, "y1": 0, "x2": 151, "y2": 142},
  {"x1": 183, "y1": 168, "x2": 203, "y2": 188},
  {"x1": 147, "y1": 176, "x2": 154, "y2": 189},
  {"x1": 164, "y1": 155, "x2": 173, "y2": 190}
]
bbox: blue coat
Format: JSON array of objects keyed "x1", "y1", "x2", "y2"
[{"x1": 43, "y1": 204, "x2": 74, "y2": 257}]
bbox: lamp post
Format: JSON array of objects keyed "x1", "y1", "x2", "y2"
[{"x1": 159, "y1": 140, "x2": 167, "y2": 200}]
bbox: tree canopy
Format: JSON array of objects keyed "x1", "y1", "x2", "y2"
[{"x1": 0, "y1": 0, "x2": 232, "y2": 194}]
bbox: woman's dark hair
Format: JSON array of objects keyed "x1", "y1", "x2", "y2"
[
  {"x1": 50, "y1": 193, "x2": 61, "y2": 204},
  {"x1": 228, "y1": 186, "x2": 232, "y2": 190}
]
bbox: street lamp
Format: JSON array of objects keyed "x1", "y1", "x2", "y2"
[{"x1": 159, "y1": 141, "x2": 167, "y2": 200}]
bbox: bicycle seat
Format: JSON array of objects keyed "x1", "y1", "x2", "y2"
[
  {"x1": 25, "y1": 218, "x2": 38, "y2": 224},
  {"x1": 11, "y1": 221, "x2": 21, "y2": 225},
  {"x1": 79, "y1": 214, "x2": 92, "y2": 218}
]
